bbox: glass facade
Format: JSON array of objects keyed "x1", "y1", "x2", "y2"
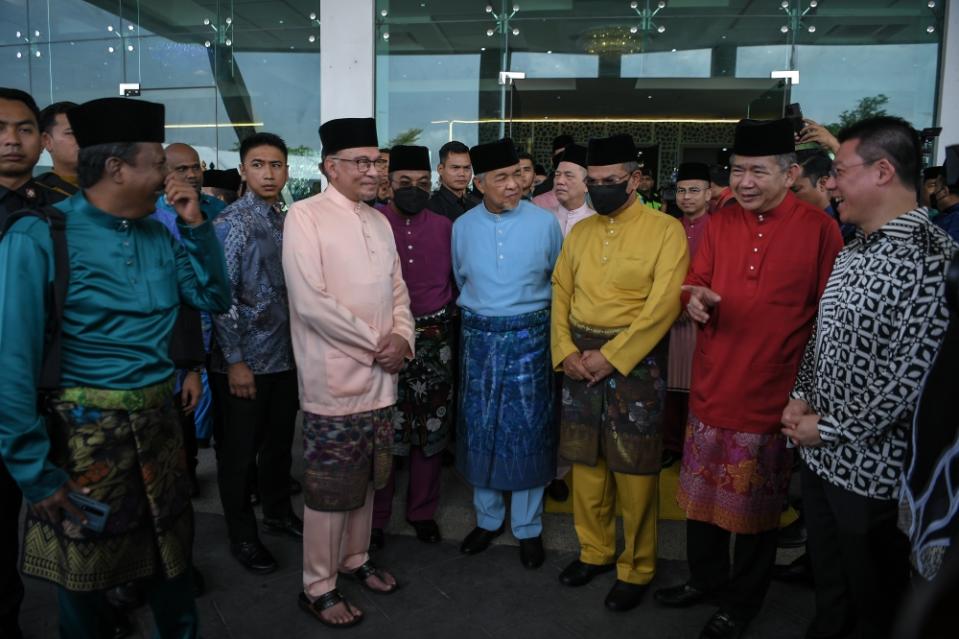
[
  {"x1": 1, "y1": 0, "x2": 322, "y2": 198},
  {"x1": 0, "y1": 0, "x2": 947, "y2": 195},
  {"x1": 375, "y1": 0, "x2": 944, "y2": 183}
]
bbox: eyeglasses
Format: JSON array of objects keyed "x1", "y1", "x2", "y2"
[
  {"x1": 676, "y1": 187, "x2": 704, "y2": 196},
  {"x1": 330, "y1": 156, "x2": 379, "y2": 172},
  {"x1": 374, "y1": 158, "x2": 389, "y2": 168},
  {"x1": 828, "y1": 160, "x2": 875, "y2": 179}
]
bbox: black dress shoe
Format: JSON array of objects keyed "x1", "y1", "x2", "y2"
[
  {"x1": 459, "y1": 525, "x2": 504, "y2": 555},
  {"x1": 231, "y1": 540, "x2": 277, "y2": 574},
  {"x1": 370, "y1": 527, "x2": 385, "y2": 551},
  {"x1": 777, "y1": 517, "x2": 807, "y2": 549},
  {"x1": 772, "y1": 553, "x2": 813, "y2": 586},
  {"x1": 263, "y1": 514, "x2": 304, "y2": 538},
  {"x1": 654, "y1": 582, "x2": 712, "y2": 608},
  {"x1": 407, "y1": 519, "x2": 441, "y2": 543},
  {"x1": 559, "y1": 559, "x2": 616, "y2": 586},
  {"x1": 289, "y1": 476, "x2": 302, "y2": 496},
  {"x1": 604, "y1": 580, "x2": 648, "y2": 612},
  {"x1": 519, "y1": 536, "x2": 545, "y2": 569},
  {"x1": 699, "y1": 609, "x2": 748, "y2": 639},
  {"x1": 547, "y1": 479, "x2": 570, "y2": 502}
]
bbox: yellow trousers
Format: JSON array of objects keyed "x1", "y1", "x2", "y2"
[{"x1": 572, "y1": 456, "x2": 659, "y2": 585}]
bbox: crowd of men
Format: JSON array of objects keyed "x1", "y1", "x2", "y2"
[{"x1": 0, "y1": 83, "x2": 957, "y2": 639}]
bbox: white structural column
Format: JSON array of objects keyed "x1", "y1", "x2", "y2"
[
  {"x1": 937, "y1": 0, "x2": 959, "y2": 162},
  {"x1": 320, "y1": 0, "x2": 375, "y2": 124}
]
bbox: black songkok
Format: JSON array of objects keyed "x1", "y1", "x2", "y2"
[
  {"x1": 552, "y1": 134, "x2": 575, "y2": 152},
  {"x1": 922, "y1": 165, "x2": 942, "y2": 182},
  {"x1": 557, "y1": 144, "x2": 588, "y2": 170},
  {"x1": 470, "y1": 138, "x2": 520, "y2": 175},
  {"x1": 319, "y1": 117, "x2": 379, "y2": 155},
  {"x1": 676, "y1": 162, "x2": 711, "y2": 183},
  {"x1": 388, "y1": 145, "x2": 431, "y2": 172},
  {"x1": 733, "y1": 118, "x2": 795, "y2": 157},
  {"x1": 67, "y1": 98, "x2": 165, "y2": 148},
  {"x1": 203, "y1": 168, "x2": 241, "y2": 192},
  {"x1": 587, "y1": 134, "x2": 638, "y2": 166}
]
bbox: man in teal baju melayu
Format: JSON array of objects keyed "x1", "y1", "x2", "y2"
[{"x1": 0, "y1": 97, "x2": 230, "y2": 638}]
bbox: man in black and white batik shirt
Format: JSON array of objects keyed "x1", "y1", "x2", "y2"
[{"x1": 781, "y1": 116, "x2": 956, "y2": 639}]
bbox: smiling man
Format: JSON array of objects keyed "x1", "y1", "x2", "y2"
[
  {"x1": 654, "y1": 118, "x2": 843, "y2": 639},
  {"x1": 784, "y1": 117, "x2": 954, "y2": 639},
  {"x1": 453, "y1": 137, "x2": 563, "y2": 570},
  {"x1": 0, "y1": 97, "x2": 230, "y2": 638},
  {"x1": 283, "y1": 118, "x2": 414, "y2": 629}
]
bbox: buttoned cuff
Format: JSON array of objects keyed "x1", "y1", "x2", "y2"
[{"x1": 817, "y1": 414, "x2": 840, "y2": 444}]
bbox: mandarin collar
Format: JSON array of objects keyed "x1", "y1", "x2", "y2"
[
  {"x1": 72, "y1": 191, "x2": 146, "y2": 231},
  {"x1": 606, "y1": 197, "x2": 646, "y2": 224},
  {"x1": 326, "y1": 183, "x2": 368, "y2": 214}
]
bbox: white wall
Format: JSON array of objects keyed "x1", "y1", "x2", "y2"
[{"x1": 320, "y1": 0, "x2": 375, "y2": 126}]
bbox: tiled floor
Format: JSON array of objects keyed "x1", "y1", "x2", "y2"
[{"x1": 21, "y1": 511, "x2": 814, "y2": 639}]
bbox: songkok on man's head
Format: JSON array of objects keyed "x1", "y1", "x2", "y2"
[
  {"x1": 67, "y1": 98, "x2": 165, "y2": 148},
  {"x1": 733, "y1": 118, "x2": 795, "y2": 157},
  {"x1": 557, "y1": 144, "x2": 588, "y2": 169},
  {"x1": 388, "y1": 145, "x2": 431, "y2": 173},
  {"x1": 552, "y1": 134, "x2": 575, "y2": 153},
  {"x1": 203, "y1": 168, "x2": 241, "y2": 192},
  {"x1": 676, "y1": 162, "x2": 711, "y2": 183},
  {"x1": 923, "y1": 166, "x2": 942, "y2": 182},
  {"x1": 587, "y1": 134, "x2": 638, "y2": 167},
  {"x1": 470, "y1": 138, "x2": 519, "y2": 175},
  {"x1": 319, "y1": 117, "x2": 379, "y2": 156}
]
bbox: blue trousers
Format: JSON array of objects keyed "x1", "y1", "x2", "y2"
[
  {"x1": 473, "y1": 486, "x2": 546, "y2": 539},
  {"x1": 57, "y1": 570, "x2": 197, "y2": 639}
]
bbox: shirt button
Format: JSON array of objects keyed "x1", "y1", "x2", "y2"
[
  {"x1": 409, "y1": 258, "x2": 414, "y2": 263},
  {"x1": 407, "y1": 231, "x2": 412, "y2": 235},
  {"x1": 749, "y1": 265, "x2": 755, "y2": 271},
  {"x1": 497, "y1": 229, "x2": 503, "y2": 234},
  {"x1": 126, "y1": 259, "x2": 133, "y2": 266},
  {"x1": 758, "y1": 215, "x2": 765, "y2": 222},
  {"x1": 604, "y1": 240, "x2": 609, "y2": 245},
  {"x1": 408, "y1": 245, "x2": 413, "y2": 249},
  {"x1": 753, "y1": 247, "x2": 759, "y2": 253},
  {"x1": 758, "y1": 233, "x2": 764, "y2": 238},
  {"x1": 123, "y1": 241, "x2": 129, "y2": 247},
  {"x1": 499, "y1": 255, "x2": 504, "y2": 259}
]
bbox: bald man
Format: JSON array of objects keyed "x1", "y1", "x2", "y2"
[{"x1": 151, "y1": 143, "x2": 227, "y2": 492}]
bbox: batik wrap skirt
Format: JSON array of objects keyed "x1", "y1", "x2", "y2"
[
  {"x1": 677, "y1": 413, "x2": 793, "y2": 534},
  {"x1": 302, "y1": 407, "x2": 394, "y2": 511},
  {"x1": 456, "y1": 308, "x2": 555, "y2": 491},
  {"x1": 21, "y1": 379, "x2": 193, "y2": 592},
  {"x1": 392, "y1": 307, "x2": 455, "y2": 458},
  {"x1": 559, "y1": 322, "x2": 667, "y2": 476}
]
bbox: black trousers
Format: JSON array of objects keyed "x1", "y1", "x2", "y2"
[
  {"x1": 801, "y1": 462, "x2": 910, "y2": 639},
  {"x1": 174, "y1": 388, "x2": 199, "y2": 482},
  {"x1": 0, "y1": 460, "x2": 23, "y2": 638},
  {"x1": 687, "y1": 518, "x2": 780, "y2": 621},
  {"x1": 210, "y1": 369, "x2": 298, "y2": 543}
]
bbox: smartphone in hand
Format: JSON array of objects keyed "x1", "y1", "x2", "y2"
[{"x1": 66, "y1": 492, "x2": 111, "y2": 533}]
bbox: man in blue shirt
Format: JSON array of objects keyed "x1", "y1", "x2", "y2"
[
  {"x1": 452, "y1": 138, "x2": 563, "y2": 569},
  {"x1": 210, "y1": 132, "x2": 301, "y2": 575}
]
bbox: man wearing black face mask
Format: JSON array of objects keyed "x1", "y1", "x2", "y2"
[
  {"x1": 371, "y1": 145, "x2": 455, "y2": 549},
  {"x1": 551, "y1": 133, "x2": 689, "y2": 612}
]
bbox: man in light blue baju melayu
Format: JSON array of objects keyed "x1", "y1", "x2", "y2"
[{"x1": 452, "y1": 137, "x2": 563, "y2": 569}]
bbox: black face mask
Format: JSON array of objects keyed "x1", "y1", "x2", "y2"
[
  {"x1": 392, "y1": 186, "x2": 430, "y2": 216},
  {"x1": 587, "y1": 180, "x2": 632, "y2": 216}
]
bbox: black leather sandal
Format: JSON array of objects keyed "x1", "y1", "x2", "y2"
[
  {"x1": 298, "y1": 590, "x2": 363, "y2": 628},
  {"x1": 343, "y1": 560, "x2": 400, "y2": 595}
]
